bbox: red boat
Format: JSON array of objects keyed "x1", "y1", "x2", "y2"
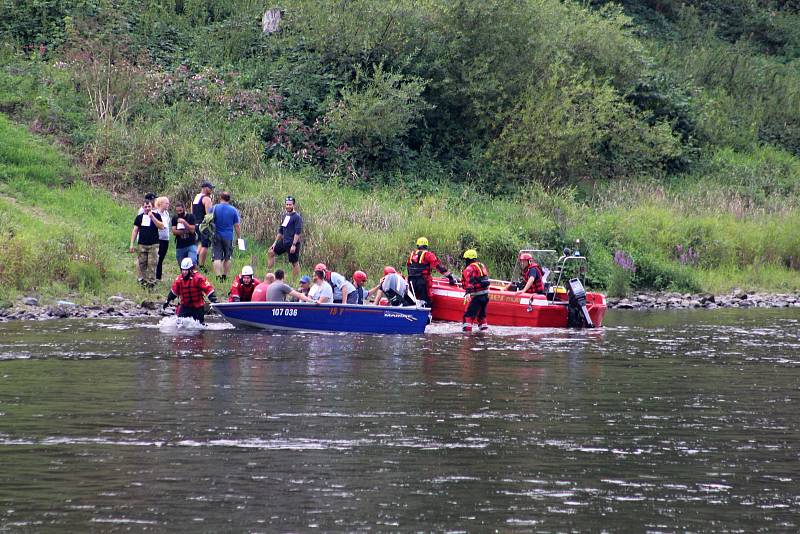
[{"x1": 428, "y1": 250, "x2": 607, "y2": 328}]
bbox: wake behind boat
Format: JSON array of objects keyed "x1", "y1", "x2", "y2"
[{"x1": 212, "y1": 301, "x2": 430, "y2": 335}]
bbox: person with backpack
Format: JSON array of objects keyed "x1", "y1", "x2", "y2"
[
  {"x1": 192, "y1": 181, "x2": 214, "y2": 272},
  {"x1": 211, "y1": 191, "x2": 241, "y2": 284}
]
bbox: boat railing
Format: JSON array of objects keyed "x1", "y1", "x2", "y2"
[{"x1": 549, "y1": 255, "x2": 588, "y2": 292}]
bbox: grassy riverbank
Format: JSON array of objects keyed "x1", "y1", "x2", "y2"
[
  {"x1": 1, "y1": 110, "x2": 799, "y2": 308},
  {"x1": 1, "y1": 0, "x2": 800, "y2": 305}
]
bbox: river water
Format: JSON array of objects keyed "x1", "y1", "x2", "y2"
[{"x1": 0, "y1": 309, "x2": 798, "y2": 532}]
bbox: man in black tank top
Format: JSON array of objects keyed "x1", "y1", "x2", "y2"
[{"x1": 192, "y1": 181, "x2": 214, "y2": 271}]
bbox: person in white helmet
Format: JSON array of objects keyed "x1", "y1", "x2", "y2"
[
  {"x1": 228, "y1": 265, "x2": 262, "y2": 302},
  {"x1": 163, "y1": 258, "x2": 217, "y2": 324}
]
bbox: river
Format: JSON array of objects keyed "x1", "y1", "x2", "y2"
[{"x1": 0, "y1": 309, "x2": 798, "y2": 531}]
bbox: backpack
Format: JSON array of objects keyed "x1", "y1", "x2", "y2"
[{"x1": 198, "y1": 207, "x2": 215, "y2": 241}]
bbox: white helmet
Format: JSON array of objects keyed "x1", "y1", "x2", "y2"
[
  {"x1": 241, "y1": 265, "x2": 254, "y2": 276},
  {"x1": 180, "y1": 258, "x2": 194, "y2": 270}
]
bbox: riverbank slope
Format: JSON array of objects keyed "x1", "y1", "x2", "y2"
[{"x1": 2, "y1": 111, "x2": 799, "y2": 313}]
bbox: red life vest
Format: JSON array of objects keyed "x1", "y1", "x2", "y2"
[
  {"x1": 408, "y1": 249, "x2": 450, "y2": 279},
  {"x1": 462, "y1": 262, "x2": 490, "y2": 294},
  {"x1": 171, "y1": 272, "x2": 214, "y2": 309},
  {"x1": 229, "y1": 274, "x2": 262, "y2": 302},
  {"x1": 407, "y1": 249, "x2": 432, "y2": 277},
  {"x1": 523, "y1": 263, "x2": 545, "y2": 293}
]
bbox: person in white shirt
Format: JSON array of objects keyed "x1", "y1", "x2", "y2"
[
  {"x1": 311, "y1": 269, "x2": 333, "y2": 303},
  {"x1": 154, "y1": 196, "x2": 171, "y2": 281}
]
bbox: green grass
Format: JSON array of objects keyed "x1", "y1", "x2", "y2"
[
  {"x1": 2, "y1": 107, "x2": 800, "y2": 309},
  {"x1": 0, "y1": 114, "x2": 159, "y2": 304},
  {"x1": 2, "y1": 36, "x2": 800, "y2": 303}
]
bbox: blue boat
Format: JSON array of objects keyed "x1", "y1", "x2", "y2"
[{"x1": 211, "y1": 301, "x2": 430, "y2": 335}]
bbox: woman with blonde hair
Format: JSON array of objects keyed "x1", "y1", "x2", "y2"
[{"x1": 154, "y1": 196, "x2": 171, "y2": 281}]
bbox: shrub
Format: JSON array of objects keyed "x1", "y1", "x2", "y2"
[
  {"x1": 322, "y1": 64, "x2": 427, "y2": 175},
  {"x1": 488, "y1": 64, "x2": 682, "y2": 185}
]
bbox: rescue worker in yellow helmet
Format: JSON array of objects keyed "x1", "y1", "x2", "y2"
[
  {"x1": 460, "y1": 249, "x2": 490, "y2": 332},
  {"x1": 406, "y1": 236, "x2": 456, "y2": 310}
]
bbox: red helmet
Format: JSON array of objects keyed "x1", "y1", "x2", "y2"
[
  {"x1": 353, "y1": 270, "x2": 367, "y2": 284},
  {"x1": 314, "y1": 262, "x2": 328, "y2": 272},
  {"x1": 383, "y1": 266, "x2": 396, "y2": 275},
  {"x1": 518, "y1": 252, "x2": 533, "y2": 262}
]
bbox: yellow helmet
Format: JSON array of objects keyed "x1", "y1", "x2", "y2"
[
  {"x1": 463, "y1": 249, "x2": 478, "y2": 259},
  {"x1": 416, "y1": 237, "x2": 429, "y2": 247}
]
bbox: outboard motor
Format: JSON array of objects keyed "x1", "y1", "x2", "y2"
[
  {"x1": 567, "y1": 278, "x2": 594, "y2": 328},
  {"x1": 384, "y1": 289, "x2": 404, "y2": 307}
]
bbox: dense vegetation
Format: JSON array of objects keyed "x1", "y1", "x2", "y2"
[{"x1": 1, "y1": 0, "x2": 799, "y2": 302}]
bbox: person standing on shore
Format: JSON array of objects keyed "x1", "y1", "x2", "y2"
[
  {"x1": 154, "y1": 196, "x2": 171, "y2": 281},
  {"x1": 211, "y1": 191, "x2": 241, "y2": 284},
  {"x1": 129, "y1": 197, "x2": 165, "y2": 288},
  {"x1": 406, "y1": 237, "x2": 457, "y2": 309},
  {"x1": 268, "y1": 196, "x2": 303, "y2": 278},
  {"x1": 163, "y1": 258, "x2": 217, "y2": 325},
  {"x1": 172, "y1": 201, "x2": 197, "y2": 266},
  {"x1": 461, "y1": 249, "x2": 490, "y2": 332},
  {"x1": 192, "y1": 181, "x2": 214, "y2": 272}
]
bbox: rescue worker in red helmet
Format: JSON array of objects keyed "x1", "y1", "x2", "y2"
[
  {"x1": 371, "y1": 266, "x2": 413, "y2": 306},
  {"x1": 163, "y1": 257, "x2": 217, "y2": 324},
  {"x1": 365, "y1": 267, "x2": 394, "y2": 303},
  {"x1": 228, "y1": 265, "x2": 262, "y2": 302},
  {"x1": 504, "y1": 252, "x2": 545, "y2": 294},
  {"x1": 461, "y1": 249, "x2": 490, "y2": 332},
  {"x1": 351, "y1": 270, "x2": 368, "y2": 304},
  {"x1": 406, "y1": 237, "x2": 457, "y2": 309}
]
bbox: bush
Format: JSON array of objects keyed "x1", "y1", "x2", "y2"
[
  {"x1": 488, "y1": 64, "x2": 682, "y2": 184},
  {"x1": 322, "y1": 64, "x2": 427, "y2": 175}
]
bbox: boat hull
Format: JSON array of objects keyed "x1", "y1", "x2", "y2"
[
  {"x1": 212, "y1": 301, "x2": 429, "y2": 334},
  {"x1": 430, "y1": 278, "x2": 606, "y2": 328}
]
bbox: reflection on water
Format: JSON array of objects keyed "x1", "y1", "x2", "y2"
[{"x1": 0, "y1": 308, "x2": 798, "y2": 531}]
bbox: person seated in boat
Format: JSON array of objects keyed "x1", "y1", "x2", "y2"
[
  {"x1": 267, "y1": 269, "x2": 312, "y2": 302},
  {"x1": 350, "y1": 270, "x2": 368, "y2": 304},
  {"x1": 326, "y1": 268, "x2": 357, "y2": 304},
  {"x1": 310, "y1": 269, "x2": 334, "y2": 303},
  {"x1": 162, "y1": 257, "x2": 218, "y2": 324},
  {"x1": 504, "y1": 252, "x2": 545, "y2": 294},
  {"x1": 251, "y1": 272, "x2": 276, "y2": 302},
  {"x1": 461, "y1": 249, "x2": 490, "y2": 332},
  {"x1": 290, "y1": 275, "x2": 312, "y2": 302},
  {"x1": 365, "y1": 266, "x2": 395, "y2": 304},
  {"x1": 228, "y1": 265, "x2": 262, "y2": 302},
  {"x1": 371, "y1": 266, "x2": 414, "y2": 306}
]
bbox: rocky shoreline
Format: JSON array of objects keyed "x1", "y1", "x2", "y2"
[
  {"x1": 606, "y1": 289, "x2": 800, "y2": 310},
  {"x1": 0, "y1": 296, "x2": 171, "y2": 322},
  {"x1": 1, "y1": 289, "x2": 799, "y2": 322}
]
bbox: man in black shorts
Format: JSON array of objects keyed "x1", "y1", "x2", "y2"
[{"x1": 268, "y1": 196, "x2": 303, "y2": 278}]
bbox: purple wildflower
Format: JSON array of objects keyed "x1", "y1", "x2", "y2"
[{"x1": 614, "y1": 250, "x2": 636, "y2": 272}]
